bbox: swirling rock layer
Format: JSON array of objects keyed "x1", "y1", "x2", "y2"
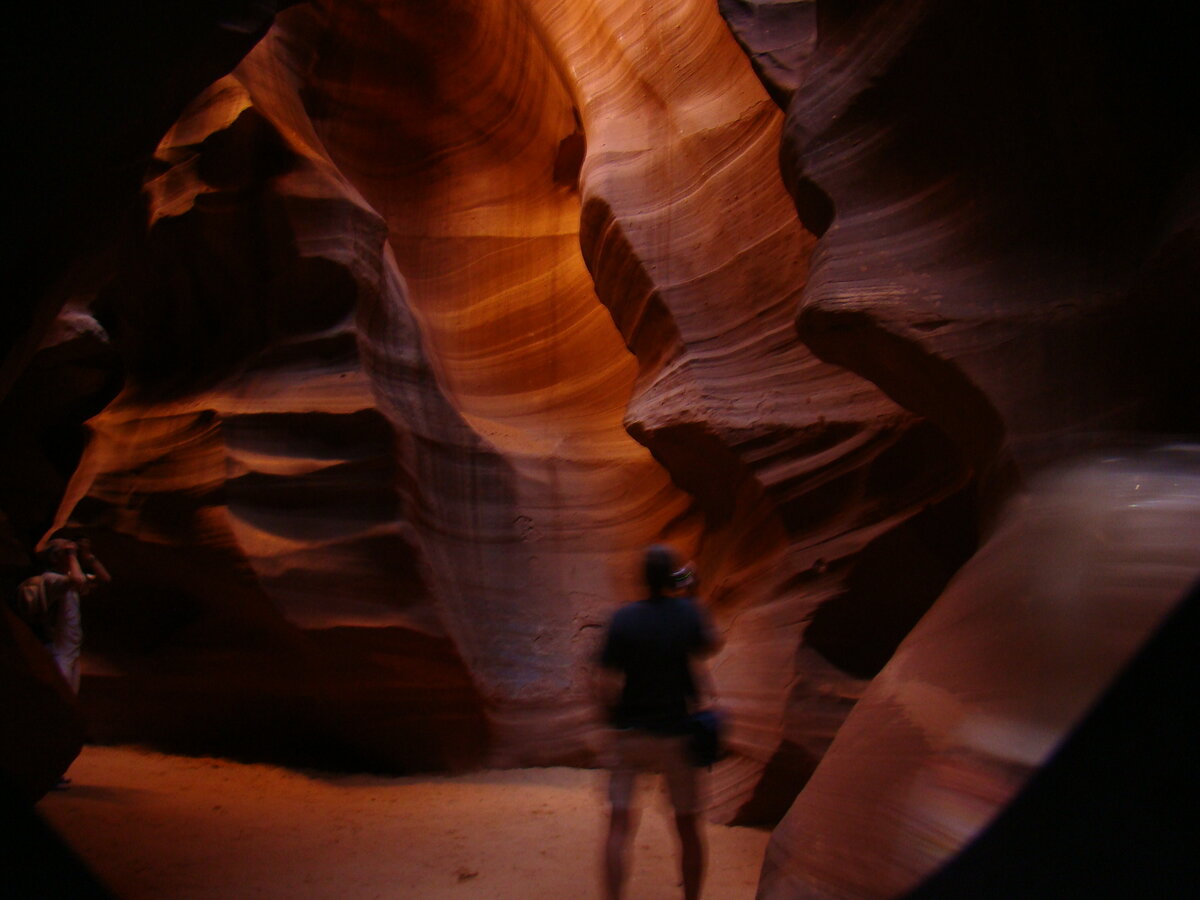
[
  {"x1": 771, "y1": 0, "x2": 1199, "y2": 468},
  {"x1": 2, "y1": 6, "x2": 1193, "y2": 891},
  {"x1": 734, "y1": 0, "x2": 1200, "y2": 893},
  {"x1": 4, "y1": 1, "x2": 972, "y2": 798}
]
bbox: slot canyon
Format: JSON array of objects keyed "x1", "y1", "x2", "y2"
[{"x1": 3, "y1": 1, "x2": 1197, "y2": 897}]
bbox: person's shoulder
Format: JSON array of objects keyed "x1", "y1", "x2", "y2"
[
  {"x1": 669, "y1": 594, "x2": 705, "y2": 616},
  {"x1": 610, "y1": 600, "x2": 645, "y2": 624},
  {"x1": 16, "y1": 575, "x2": 44, "y2": 602},
  {"x1": 671, "y1": 594, "x2": 716, "y2": 635},
  {"x1": 39, "y1": 570, "x2": 71, "y2": 598},
  {"x1": 610, "y1": 596, "x2": 665, "y2": 630}
]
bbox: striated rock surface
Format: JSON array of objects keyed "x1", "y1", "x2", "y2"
[
  {"x1": 537, "y1": 0, "x2": 971, "y2": 817},
  {"x1": 1, "y1": 3, "x2": 1194, "y2": 887},
  {"x1": 769, "y1": 0, "x2": 1198, "y2": 470},
  {"x1": 6, "y1": 0, "x2": 972, "y2": 804},
  {"x1": 729, "y1": 0, "x2": 1200, "y2": 893},
  {"x1": 757, "y1": 449, "x2": 1200, "y2": 898}
]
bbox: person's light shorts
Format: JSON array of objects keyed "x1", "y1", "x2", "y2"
[{"x1": 606, "y1": 730, "x2": 700, "y2": 814}]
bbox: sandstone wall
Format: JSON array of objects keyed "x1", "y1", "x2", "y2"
[
  {"x1": 3, "y1": 2, "x2": 1196, "y2": 891},
  {"x1": 725, "y1": 0, "x2": 1199, "y2": 894},
  {"x1": 5, "y1": 1, "x2": 972, "y2": 811}
]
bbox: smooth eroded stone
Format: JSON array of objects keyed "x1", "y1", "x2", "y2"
[
  {"x1": 758, "y1": 448, "x2": 1200, "y2": 898},
  {"x1": 2, "y1": 1, "x2": 970, "y2": 797}
]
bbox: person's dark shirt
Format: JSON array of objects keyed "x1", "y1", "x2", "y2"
[{"x1": 599, "y1": 594, "x2": 717, "y2": 734}]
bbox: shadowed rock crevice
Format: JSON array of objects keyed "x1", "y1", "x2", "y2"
[
  {"x1": 78, "y1": 530, "x2": 488, "y2": 773},
  {"x1": 1, "y1": 604, "x2": 86, "y2": 800},
  {"x1": 724, "y1": 0, "x2": 1199, "y2": 893},
  {"x1": 797, "y1": 306, "x2": 1007, "y2": 473},
  {"x1": 93, "y1": 202, "x2": 356, "y2": 402},
  {"x1": 0, "y1": 318, "x2": 122, "y2": 557},
  {"x1": 805, "y1": 482, "x2": 979, "y2": 678},
  {"x1": 717, "y1": 0, "x2": 817, "y2": 110},
  {"x1": 777, "y1": 0, "x2": 1199, "y2": 470},
  {"x1": 6, "y1": 1, "x2": 289, "y2": 370},
  {"x1": 578, "y1": 197, "x2": 688, "y2": 386},
  {"x1": 728, "y1": 739, "x2": 821, "y2": 827}
]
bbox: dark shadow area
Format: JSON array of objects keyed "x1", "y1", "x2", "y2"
[
  {"x1": 628, "y1": 421, "x2": 751, "y2": 528},
  {"x1": 0, "y1": 333, "x2": 122, "y2": 563},
  {"x1": 797, "y1": 306, "x2": 1008, "y2": 473},
  {"x1": 718, "y1": 0, "x2": 817, "y2": 109},
  {"x1": 93, "y1": 190, "x2": 357, "y2": 403},
  {"x1": 812, "y1": 0, "x2": 1197, "y2": 261},
  {"x1": 788, "y1": 0, "x2": 1199, "y2": 470},
  {"x1": 2, "y1": 777, "x2": 114, "y2": 900},
  {"x1": 730, "y1": 739, "x2": 822, "y2": 826},
  {"x1": 806, "y1": 483, "x2": 979, "y2": 678},
  {"x1": 904, "y1": 578, "x2": 1200, "y2": 898},
  {"x1": 81, "y1": 624, "x2": 489, "y2": 776},
  {"x1": 0, "y1": 606, "x2": 85, "y2": 800},
  {"x1": 785, "y1": 176, "x2": 835, "y2": 238},
  {"x1": 4, "y1": 2, "x2": 295, "y2": 364},
  {"x1": 75, "y1": 531, "x2": 489, "y2": 775}
]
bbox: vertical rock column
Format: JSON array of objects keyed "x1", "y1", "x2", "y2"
[
  {"x1": 287, "y1": 0, "x2": 689, "y2": 762},
  {"x1": 531, "y1": 0, "x2": 973, "y2": 820}
]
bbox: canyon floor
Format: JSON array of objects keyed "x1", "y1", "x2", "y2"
[{"x1": 38, "y1": 745, "x2": 769, "y2": 899}]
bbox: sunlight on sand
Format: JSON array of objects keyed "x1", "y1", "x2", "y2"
[{"x1": 39, "y1": 745, "x2": 769, "y2": 899}]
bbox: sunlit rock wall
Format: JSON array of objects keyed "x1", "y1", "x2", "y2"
[
  {"x1": 4, "y1": 0, "x2": 972, "y2": 804},
  {"x1": 4, "y1": 1, "x2": 1193, "y2": 876}
]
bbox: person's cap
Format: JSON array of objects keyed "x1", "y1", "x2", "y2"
[{"x1": 671, "y1": 565, "x2": 695, "y2": 589}]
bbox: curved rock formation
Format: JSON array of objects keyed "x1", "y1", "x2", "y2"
[
  {"x1": 758, "y1": 449, "x2": 1200, "y2": 898},
  {"x1": 543, "y1": 0, "x2": 972, "y2": 817},
  {"x1": 758, "y1": 0, "x2": 1197, "y2": 470},
  {"x1": 5, "y1": 1, "x2": 971, "y2": 803},
  {"x1": 727, "y1": 0, "x2": 1200, "y2": 892},
  {"x1": 2, "y1": 4, "x2": 1195, "y2": 892}
]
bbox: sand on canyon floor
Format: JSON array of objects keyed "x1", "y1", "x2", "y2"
[{"x1": 37, "y1": 745, "x2": 770, "y2": 899}]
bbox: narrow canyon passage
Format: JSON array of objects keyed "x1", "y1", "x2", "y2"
[{"x1": 5, "y1": 1, "x2": 1197, "y2": 898}]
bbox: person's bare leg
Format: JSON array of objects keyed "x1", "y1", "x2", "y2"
[
  {"x1": 674, "y1": 812, "x2": 704, "y2": 900},
  {"x1": 605, "y1": 806, "x2": 634, "y2": 900}
]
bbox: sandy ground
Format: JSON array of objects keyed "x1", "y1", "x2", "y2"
[{"x1": 37, "y1": 745, "x2": 769, "y2": 899}]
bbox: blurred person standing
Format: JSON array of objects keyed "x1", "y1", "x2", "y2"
[{"x1": 595, "y1": 544, "x2": 723, "y2": 900}]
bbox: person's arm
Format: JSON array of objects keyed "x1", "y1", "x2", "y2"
[
  {"x1": 592, "y1": 617, "x2": 625, "y2": 715},
  {"x1": 690, "y1": 658, "x2": 720, "y2": 709},
  {"x1": 63, "y1": 544, "x2": 87, "y2": 592},
  {"x1": 693, "y1": 599, "x2": 724, "y2": 658},
  {"x1": 591, "y1": 665, "x2": 623, "y2": 713},
  {"x1": 688, "y1": 602, "x2": 724, "y2": 709},
  {"x1": 77, "y1": 538, "x2": 111, "y2": 585},
  {"x1": 680, "y1": 566, "x2": 722, "y2": 658},
  {"x1": 700, "y1": 619, "x2": 724, "y2": 657}
]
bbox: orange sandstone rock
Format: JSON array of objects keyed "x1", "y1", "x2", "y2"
[{"x1": 11, "y1": 8, "x2": 1190, "y2": 871}]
